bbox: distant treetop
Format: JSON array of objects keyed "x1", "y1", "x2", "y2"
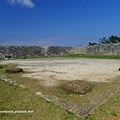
[{"x1": 88, "y1": 35, "x2": 120, "y2": 46}]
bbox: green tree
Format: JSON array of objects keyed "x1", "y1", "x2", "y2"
[
  {"x1": 99, "y1": 35, "x2": 120, "y2": 44},
  {"x1": 108, "y1": 35, "x2": 120, "y2": 43},
  {"x1": 99, "y1": 37, "x2": 110, "y2": 44},
  {"x1": 88, "y1": 42, "x2": 97, "y2": 46},
  {"x1": 88, "y1": 35, "x2": 120, "y2": 46}
]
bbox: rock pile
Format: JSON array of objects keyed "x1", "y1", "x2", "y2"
[{"x1": 60, "y1": 80, "x2": 92, "y2": 94}]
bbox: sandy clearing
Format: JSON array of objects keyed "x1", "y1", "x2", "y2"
[{"x1": 0, "y1": 58, "x2": 120, "y2": 86}]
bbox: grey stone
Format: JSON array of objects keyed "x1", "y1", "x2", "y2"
[
  {"x1": 92, "y1": 97, "x2": 105, "y2": 104},
  {"x1": 110, "y1": 87, "x2": 118, "y2": 92},
  {"x1": 5, "y1": 68, "x2": 23, "y2": 73},
  {"x1": 75, "y1": 104, "x2": 95, "y2": 116},
  {"x1": 57, "y1": 101, "x2": 76, "y2": 110},
  {"x1": 0, "y1": 65, "x2": 3, "y2": 68},
  {"x1": 60, "y1": 80, "x2": 92, "y2": 94},
  {"x1": 101, "y1": 92, "x2": 111, "y2": 98},
  {"x1": 42, "y1": 95, "x2": 58, "y2": 101},
  {"x1": 0, "y1": 43, "x2": 119, "y2": 59}
]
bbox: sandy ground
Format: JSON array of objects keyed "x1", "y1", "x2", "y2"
[{"x1": 0, "y1": 58, "x2": 120, "y2": 86}]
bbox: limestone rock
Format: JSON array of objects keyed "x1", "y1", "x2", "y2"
[
  {"x1": 60, "y1": 80, "x2": 92, "y2": 94},
  {"x1": 5, "y1": 68, "x2": 23, "y2": 73},
  {"x1": 0, "y1": 65, "x2": 3, "y2": 68}
]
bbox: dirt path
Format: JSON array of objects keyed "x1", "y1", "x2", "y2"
[{"x1": 0, "y1": 58, "x2": 120, "y2": 86}]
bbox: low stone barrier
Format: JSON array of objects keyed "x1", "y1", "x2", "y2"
[{"x1": 0, "y1": 43, "x2": 119, "y2": 58}]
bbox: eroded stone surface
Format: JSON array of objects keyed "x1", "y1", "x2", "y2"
[
  {"x1": 0, "y1": 76, "x2": 7, "y2": 80},
  {"x1": 35, "y1": 92, "x2": 43, "y2": 96},
  {"x1": 57, "y1": 101, "x2": 76, "y2": 110},
  {"x1": 42, "y1": 95, "x2": 58, "y2": 101},
  {"x1": 92, "y1": 97, "x2": 105, "y2": 105},
  {"x1": 110, "y1": 88, "x2": 118, "y2": 93},
  {"x1": 75, "y1": 104, "x2": 95, "y2": 116},
  {"x1": 60, "y1": 80, "x2": 92, "y2": 94},
  {"x1": 101, "y1": 92, "x2": 111, "y2": 98},
  {"x1": 5, "y1": 68, "x2": 23, "y2": 73},
  {"x1": 0, "y1": 65, "x2": 3, "y2": 68},
  {"x1": 19, "y1": 85, "x2": 26, "y2": 88}
]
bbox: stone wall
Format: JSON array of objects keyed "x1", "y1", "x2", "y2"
[
  {"x1": 0, "y1": 46, "x2": 74, "y2": 59},
  {"x1": 0, "y1": 43, "x2": 119, "y2": 59},
  {"x1": 85, "y1": 43, "x2": 120, "y2": 55}
]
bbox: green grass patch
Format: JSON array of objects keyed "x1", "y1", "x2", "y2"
[
  {"x1": 0, "y1": 58, "x2": 4, "y2": 60},
  {"x1": 0, "y1": 80, "x2": 80, "y2": 120},
  {"x1": 88, "y1": 89, "x2": 120, "y2": 119},
  {"x1": 62, "y1": 54, "x2": 120, "y2": 59},
  {"x1": 0, "y1": 63, "x2": 120, "y2": 120}
]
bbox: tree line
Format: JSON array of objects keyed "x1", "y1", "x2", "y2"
[{"x1": 88, "y1": 35, "x2": 120, "y2": 46}]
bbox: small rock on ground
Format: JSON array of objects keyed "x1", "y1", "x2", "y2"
[{"x1": 5, "y1": 68, "x2": 23, "y2": 73}]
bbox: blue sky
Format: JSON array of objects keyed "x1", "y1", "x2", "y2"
[{"x1": 0, "y1": 0, "x2": 120, "y2": 46}]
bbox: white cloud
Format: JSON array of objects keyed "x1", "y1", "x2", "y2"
[{"x1": 7, "y1": 0, "x2": 35, "y2": 8}]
